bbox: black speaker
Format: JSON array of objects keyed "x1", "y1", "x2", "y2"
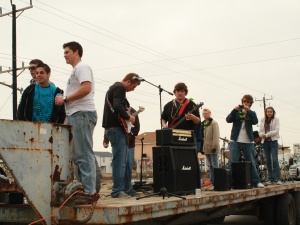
[
  {"x1": 231, "y1": 162, "x2": 253, "y2": 189},
  {"x1": 214, "y1": 168, "x2": 231, "y2": 191},
  {"x1": 153, "y1": 146, "x2": 200, "y2": 195}
]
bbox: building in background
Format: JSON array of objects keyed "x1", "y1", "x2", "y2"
[
  {"x1": 294, "y1": 144, "x2": 300, "y2": 156},
  {"x1": 94, "y1": 151, "x2": 113, "y2": 174}
]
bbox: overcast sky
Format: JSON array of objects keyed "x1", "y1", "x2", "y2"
[{"x1": 1, "y1": 0, "x2": 300, "y2": 153}]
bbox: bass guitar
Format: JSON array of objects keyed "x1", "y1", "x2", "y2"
[
  {"x1": 170, "y1": 102, "x2": 204, "y2": 129},
  {"x1": 120, "y1": 106, "x2": 145, "y2": 133}
]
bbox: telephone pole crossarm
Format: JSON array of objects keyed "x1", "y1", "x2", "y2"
[{"x1": 255, "y1": 94, "x2": 273, "y2": 112}]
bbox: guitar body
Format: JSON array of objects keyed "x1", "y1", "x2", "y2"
[
  {"x1": 119, "y1": 108, "x2": 132, "y2": 133},
  {"x1": 119, "y1": 106, "x2": 145, "y2": 133}
]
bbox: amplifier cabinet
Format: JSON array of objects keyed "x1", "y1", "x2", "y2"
[
  {"x1": 231, "y1": 162, "x2": 253, "y2": 189},
  {"x1": 153, "y1": 146, "x2": 200, "y2": 195},
  {"x1": 214, "y1": 168, "x2": 231, "y2": 191},
  {"x1": 156, "y1": 129, "x2": 195, "y2": 146}
]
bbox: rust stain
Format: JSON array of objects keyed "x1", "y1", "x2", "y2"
[
  {"x1": 53, "y1": 165, "x2": 62, "y2": 182},
  {"x1": 49, "y1": 136, "x2": 53, "y2": 144},
  {"x1": 29, "y1": 137, "x2": 34, "y2": 144},
  {"x1": 69, "y1": 132, "x2": 73, "y2": 142}
]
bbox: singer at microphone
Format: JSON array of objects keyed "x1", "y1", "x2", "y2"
[{"x1": 132, "y1": 76, "x2": 145, "y2": 81}]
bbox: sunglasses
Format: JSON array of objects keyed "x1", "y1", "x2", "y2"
[{"x1": 28, "y1": 66, "x2": 36, "y2": 71}]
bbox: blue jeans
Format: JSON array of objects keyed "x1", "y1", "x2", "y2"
[
  {"x1": 263, "y1": 141, "x2": 281, "y2": 182},
  {"x1": 67, "y1": 111, "x2": 97, "y2": 194},
  {"x1": 205, "y1": 154, "x2": 219, "y2": 185},
  {"x1": 229, "y1": 142, "x2": 261, "y2": 186},
  {"x1": 105, "y1": 127, "x2": 128, "y2": 196},
  {"x1": 125, "y1": 147, "x2": 136, "y2": 194}
]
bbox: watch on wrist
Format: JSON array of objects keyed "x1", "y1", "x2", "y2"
[{"x1": 63, "y1": 96, "x2": 68, "y2": 102}]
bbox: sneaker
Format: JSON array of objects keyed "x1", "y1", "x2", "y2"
[
  {"x1": 265, "y1": 181, "x2": 274, "y2": 185},
  {"x1": 126, "y1": 190, "x2": 140, "y2": 197},
  {"x1": 256, "y1": 183, "x2": 265, "y2": 188},
  {"x1": 112, "y1": 191, "x2": 131, "y2": 198},
  {"x1": 277, "y1": 181, "x2": 282, "y2": 185}
]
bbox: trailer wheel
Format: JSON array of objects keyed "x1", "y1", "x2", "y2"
[
  {"x1": 276, "y1": 193, "x2": 296, "y2": 225},
  {"x1": 292, "y1": 192, "x2": 300, "y2": 225},
  {"x1": 263, "y1": 196, "x2": 277, "y2": 225}
]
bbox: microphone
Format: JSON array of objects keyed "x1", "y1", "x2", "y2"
[{"x1": 132, "y1": 76, "x2": 145, "y2": 81}]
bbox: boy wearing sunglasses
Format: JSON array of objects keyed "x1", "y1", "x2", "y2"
[{"x1": 226, "y1": 94, "x2": 265, "y2": 188}]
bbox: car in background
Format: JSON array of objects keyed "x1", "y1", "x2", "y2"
[{"x1": 289, "y1": 159, "x2": 300, "y2": 180}]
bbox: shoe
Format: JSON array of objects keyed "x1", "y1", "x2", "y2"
[
  {"x1": 130, "y1": 192, "x2": 141, "y2": 197},
  {"x1": 265, "y1": 181, "x2": 274, "y2": 185},
  {"x1": 277, "y1": 181, "x2": 282, "y2": 185},
  {"x1": 75, "y1": 198, "x2": 92, "y2": 205},
  {"x1": 256, "y1": 183, "x2": 265, "y2": 188},
  {"x1": 112, "y1": 191, "x2": 131, "y2": 198},
  {"x1": 126, "y1": 190, "x2": 138, "y2": 197}
]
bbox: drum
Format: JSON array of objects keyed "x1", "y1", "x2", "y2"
[{"x1": 224, "y1": 150, "x2": 230, "y2": 159}]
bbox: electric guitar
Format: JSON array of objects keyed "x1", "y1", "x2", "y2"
[
  {"x1": 120, "y1": 106, "x2": 145, "y2": 133},
  {"x1": 170, "y1": 102, "x2": 204, "y2": 129}
]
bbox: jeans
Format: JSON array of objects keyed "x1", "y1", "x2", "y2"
[
  {"x1": 125, "y1": 147, "x2": 136, "y2": 194},
  {"x1": 205, "y1": 154, "x2": 219, "y2": 185},
  {"x1": 263, "y1": 141, "x2": 281, "y2": 182},
  {"x1": 105, "y1": 127, "x2": 128, "y2": 196},
  {"x1": 67, "y1": 111, "x2": 97, "y2": 194},
  {"x1": 229, "y1": 142, "x2": 261, "y2": 186}
]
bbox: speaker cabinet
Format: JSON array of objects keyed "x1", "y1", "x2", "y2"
[
  {"x1": 231, "y1": 162, "x2": 253, "y2": 189},
  {"x1": 214, "y1": 168, "x2": 231, "y2": 191},
  {"x1": 153, "y1": 146, "x2": 200, "y2": 195}
]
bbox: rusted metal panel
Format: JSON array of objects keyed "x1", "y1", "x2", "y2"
[
  {"x1": 0, "y1": 205, "x2": 39, "y2": 223},
  {"x1": 0, "y1": 119, "x2": 73, "y2": 225},
  {"x1": 0, "y1": 183, "x2": 20, "y2": 192}
]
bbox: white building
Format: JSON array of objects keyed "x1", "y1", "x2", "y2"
[{"x1": 94, "y1": 151, "x2": 113, "y2": 174}]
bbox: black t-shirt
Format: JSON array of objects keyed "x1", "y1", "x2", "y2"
[
  {"x1": 161, "y1": 98, "x2": 200, "y2": 130},
  {"x1": 102, "y1": 82, "x2": 129, "y2": 128}
]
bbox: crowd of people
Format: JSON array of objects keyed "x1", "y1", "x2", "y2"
[{"x1": 16, "y1": 41, "x2": 283, "y2": 202}]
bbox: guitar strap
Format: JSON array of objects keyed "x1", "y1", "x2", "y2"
[{"x1": 169, "y1": 98, "x2": 189, "y2": 128}]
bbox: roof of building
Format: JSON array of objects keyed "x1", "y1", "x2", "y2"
[
  {"x1": 94, "y1": 151, "x2": 113, "y2": 157},
  {"x1": 136, "y1": 132, "x2": 156, "y2": 144}
]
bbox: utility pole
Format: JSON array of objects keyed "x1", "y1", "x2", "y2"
[
  {"x1": 255, "y1": 94, "x2": 273, "y2": 112},
  {"x1": 0, "y1": 1, "x2": 32, "y2": 119}
]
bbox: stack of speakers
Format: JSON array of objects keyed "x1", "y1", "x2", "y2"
[
  {"x1": 153, "y1": 129, "x2": 201, "y2": 195},
  {"x1": 214, "y1": 161, "x2": 253, "y2": 191}
]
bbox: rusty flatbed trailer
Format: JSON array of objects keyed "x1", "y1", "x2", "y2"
[
  {"x1": 1, "y1": 119, "x2": 300, "y2": 225},
  {"x1": 1, "y1": 182, "x2": 300, "y2": 225}
]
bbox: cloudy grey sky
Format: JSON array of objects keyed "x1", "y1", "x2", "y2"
[{"x1": 1, "y1": 0, "x2": 300, "y2": 152}]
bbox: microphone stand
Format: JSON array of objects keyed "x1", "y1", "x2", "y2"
[
  {"x1": 136, "y1": 79, "x2": 185, "y2": 200},
  {"x1": 135, "y1": 136, "x2": 149, "y2": 193}
]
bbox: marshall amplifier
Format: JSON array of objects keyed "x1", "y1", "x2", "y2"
[
  {"x1": 156, "y1": 129, "x2": 195, "y2": 146},
  {"x1": 153, "y1": 146, "x2": 200, "y2": 195}
]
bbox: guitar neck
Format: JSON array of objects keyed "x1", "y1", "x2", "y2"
[
  {"x1": 172, "y1": 103, "x2": 203, "y2": 129},
  {"x1": 132, "y1": 110, "x2": 142, "y2": 117}
]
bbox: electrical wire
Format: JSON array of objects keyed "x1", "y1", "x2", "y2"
[{"x1": 28, "y1": 190, "x2": 81, "y2": 225}]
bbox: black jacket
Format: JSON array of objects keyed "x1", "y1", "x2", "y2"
[{"x1": 17, "y1": 84, "x2": 66, "y2": 124}]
